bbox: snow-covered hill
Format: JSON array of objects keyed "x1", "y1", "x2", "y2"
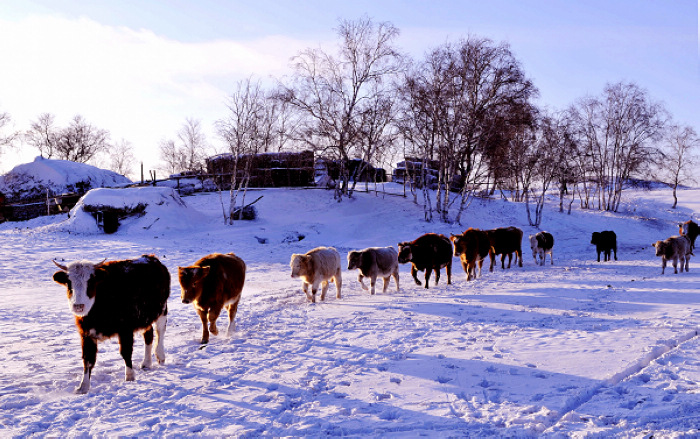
[
  {"x1": 0, "y1": 156, "x2": 131, "y2": 202},
  {"x1": 0, "y1": 183, "x2": 698, "y2": 437}
]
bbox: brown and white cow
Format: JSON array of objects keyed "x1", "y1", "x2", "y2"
[
  {"x1": 591, "y1": 231, "x2": 617, "y2": 262},
  {"x1": 178, "y1": 252, "x2": 246, "y2": 344},
  {"x1": 450, "y1": 228, "x2": 490, "y2": 281},
  {"x1": 398, "y1": 233, "x2": 453, "y2": 288},
  {"x1": 679, "y1": 220, "x2": 699, "y2": 251},
  {"x1": 652, "y1": 235, "x2": 692, "y2": 274},
  {"x1": 290, "y1": 247, "x2": 342, "y2": 303},
  {"x1": 485, "y1": 227, "x2": 523, "y2": 271},
  {"x1": 52, "y1": 255, "x2": 170, "y2": 394},
  {"x1": 529, "y1": 231, "x2": 554, "y2": 266},
  {"x1": 347, "y1": 246, "x2": 399, "y2": 295}
]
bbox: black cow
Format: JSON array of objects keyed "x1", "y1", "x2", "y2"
[
  {"x1": 398, "y1": 233, "x2": 453, "y2": 289},
  {"x1": 53, "y1": 255, "x2": 170, "y2": 394},
  {"x1": 679, "y1": 220, "x2": 699, "y2": 251},
  {"x1": 485, "y1": 226, "x2": 524, "y2": 271},
  {"x1": 591, "y1": 231, "x2": 617, "y2": 262}
]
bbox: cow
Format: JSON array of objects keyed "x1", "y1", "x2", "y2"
[
  {"x1": 178, "y1": 253, "x2": 246, "y2": 344},
  {"x1": 485, "y1": 227, "x2": 523, "y2": 272},
  {"x1": 679, "y1": 220, "x2": 699, "y2": 251},
  {"x1": 591, "y1": 231, "x2": 617, "y2": 262},
  {"x1": 52, "y1": 255, "x2": 170, "y2": 394},
  {"x1": 450, "y1": 228, "x2": 490, "y2": 281},
  {"x1": 529, "y1": 231, "x2": 554, "y2": 266},
  {"x1": 652, "y1": 235, "x2": 692, "y2": 274},
  {"x1": 290, "y1": 247, "x2": 342, "y2": 303},
  {"x1": 347, "y1": 246, "x2": 400, "y2": 295},
  {"x1": 398, "y1": 233, "x2": 453, "y2": 289}
]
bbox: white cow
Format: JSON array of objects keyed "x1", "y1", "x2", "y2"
[{"x1": 290, "y1": 247, "x2": 342, "y2": 303}]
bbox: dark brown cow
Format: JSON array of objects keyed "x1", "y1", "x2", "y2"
[
  {"x1": 178, "y1": 253, "x2": 246, "y2": 344},
  {"x1": 485, "y1": 227, "x2": 523, "y2": 271},
  {"x1": 53, "y1": 255, "x2": 170, "y2": 394},
  {"x1": 591, "y1": 231, "x2": 617, "y2": 262},
  {"x1": 398, "y1": 233, "x2": 453, "y2": 289},
  {"x1": 450, "y1": 228, "x2": 490, "y2": 281},
  {"x1": 679, "y1": 220, "x2": 699, "y2": 251}
]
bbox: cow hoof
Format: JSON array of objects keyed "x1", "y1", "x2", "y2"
[
  {"x1": 74, "y1": 386, "x2": 89, "y2": 395},
  {"x1": 125, "y1": 368, "x2": 135, "y2": 381},
  {"x1": 200, "y1": 338, "x2": 209, "y2": 344},
  {"x1": 141, "y1": 361, "x2": 152, "y2": 370}
]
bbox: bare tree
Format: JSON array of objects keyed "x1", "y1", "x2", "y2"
[
  {"x1": 281, "y1": 16, "x2": 403, "y2": 199},
  {"x1": 567, "y1": 82, "x2": 666, "y2": 212},
  {"x1": 660, "y1": 124, "x2": 699, "y2": 208},
  {"x1": 53, "y1": 115, "x2": 110, "y2": 163},
  {"x1": 397, "y1": 36, "x2": 537, "y2": 223},
  {"x1": 109, "y1": 139, "x2": 136, "y2": 179},
  {"x1": 176, "y1": 118, "x2": 208, "y2": 173},
  {"x1": 0, "y1": 110, "x2": 19, "y2": 159},
  {"x1": 24, "y1": 113, "x2": 58, "y2": 158},
  {"x1": 159, "y1": 138, "x2": 181, "y2": 176},
  {"x1": 216, "y1": 78, "x2": 265, "y2": 224}
]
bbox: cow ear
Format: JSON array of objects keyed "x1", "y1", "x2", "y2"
[
  {"x1": 200, "y1": 266, "x2": 211, "y2": 278},
  {"x1": 53, "y1": 271, "x2": 69, "y2": 285}
]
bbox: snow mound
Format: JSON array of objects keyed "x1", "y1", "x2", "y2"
[
  {"x1": 0, "y1": 156, "x2": 131, "y2": 202},
  {"x1": 53, "y1": 186, "x2": 208, "y2": 233}
]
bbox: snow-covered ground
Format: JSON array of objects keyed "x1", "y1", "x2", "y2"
[{"x1": 0, "y1": 182, "x2": 698, "y2": 437}]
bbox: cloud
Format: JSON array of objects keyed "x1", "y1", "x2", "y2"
[{"x1": 0, "y1": 15, "x2": 310, "y2": 171}]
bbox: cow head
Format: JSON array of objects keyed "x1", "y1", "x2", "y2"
[
  {"x1": 53, "y1": 259, "x2": 107, "y2": 317},
  {"x1": 450, "y1": 234, "x2": 465, "y2": 257},
  {"x1": 397, "y1": 242, "x2": 412, "y2": 264},
  {"x1": 591, "y1": 232, "x2": 600, "y2": 245},
  {"x1": 290, "y1": 254, "x2": 311, "y2": 278},
  {"x1": 652, "y1": 241, "x2": 666, "y2": 257},
  {"x1": 347, "y1": 251, "x2": 361, "y2": 270},
  {"x1": 177, "y1": 265, "x2": 211, "y2": 304}
]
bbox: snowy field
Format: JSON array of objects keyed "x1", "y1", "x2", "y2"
[{"x1": 0, "y1": 183, "x2": 699, "y2": 437}]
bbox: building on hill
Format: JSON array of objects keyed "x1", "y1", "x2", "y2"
[{"x1": 205, "y1": 150, "x2": 315, "y2": 189}]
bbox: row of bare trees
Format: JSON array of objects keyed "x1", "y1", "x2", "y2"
[{"x1": 3, "y1": 17, "x2": 698, "y2": 225}]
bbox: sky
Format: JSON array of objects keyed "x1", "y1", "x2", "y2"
[{"x1": 0, "y1": 0, "x2": 698, "y2": 176}]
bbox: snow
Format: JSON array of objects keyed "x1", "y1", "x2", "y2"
[
  {"x1": 0, "y1": 174, "x2": 699, "y2": 437},
  {"x1": 0, "y1": 156, "x2": 131, "y2": 201}
]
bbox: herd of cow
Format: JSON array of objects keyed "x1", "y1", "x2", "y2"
[{"x1": 51, "y1": 220, "x2": 699, "y2": 394}]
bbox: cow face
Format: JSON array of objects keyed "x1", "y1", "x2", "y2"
[
  {"x1": 652, "y1": 241, "x2": 666, "y2": 257},
  {"x1": 397, "y1": 243, "x2": 412, "y2": 264},
  {"x1": 178, "y1": 266, "x2": 210, "y2": 304},
  {"x1": 290, "y1": 254, "x2": 310, "y2": 278},
  {"x1": 680, "y1": 222, "x2": 690, "y2": 236},
  {"x1": 450, "y1": 235, "x2": 465, "y2": 257},
  {"x1": 529, "y1": 234, "x2": 539, "y2": 254},
  {"x1": 53, "y1": 260, "x2": 103, "y2": 317},
  {"x1": 591, "y1": 232, "x2": 600, "y2": 245},
  {"x1": 347, "y1": 251, "x2": 361, "y2": 270}
]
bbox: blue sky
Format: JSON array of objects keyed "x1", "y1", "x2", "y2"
[{"x1": 0, "y1": 0, "x2": 698, "y2": 174}]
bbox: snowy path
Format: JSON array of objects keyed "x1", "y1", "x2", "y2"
[{"x1": 1, "y1": 187, "x2": 699, "y2": 437}]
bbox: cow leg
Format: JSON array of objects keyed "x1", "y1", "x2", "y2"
[
  {"x1": 613, "y1": 247, "x2": 618, "y2": 261},
  {"x1": 370, "y1": 275, "x2": 377, "y2": 295},
  {"x1": 446, "y1": 261, "x2": 452, "y2": 285},
  {"x1": 433, "y1": 267, "x2": 440, "y2": 286},
  {"x1": 489, "y1": 252, "x2": 496, "y2": 272},
  {"x1": 685, "y1": 255, "x2": 690, "y2": 272},
  {"x1": 320, "y1": 280, "x2": 329, "y2": 301},
  {"x1": 382, "y1": 276, "x2": 391, "y2": 293},
  {"x1": 673, "y1": 257, "x2": 679, "y2": 274},
  {"x1": 550, "y1": 250, "x2": 554, "y2": 265},
  {"x1": 411, "y1": 266, "x2": 422, "y2": 286},
  {"x1": 310, "y1": 284, "x2": 318, "y2": 303},
  {"x1": 461, "y1": 260, "x2": 471, "y2": 281},
  {"x1": 208, "y1": 307, "x2": 222, "y2": 336},
  {"x1": 226, "y1": 299, "x2": 240, "y2": 335},
  {"x1": 141, "y1": 326, "x2": 154, "y2": 369},
  {"x1": 335, "y1": 270, "x2": 342, "y2": 299},
  {"x1": 424, "y1": 268, "x2": 431, "y2": 289},
  {"x1": 118, "y1": 331, "x2": 135, "y2": 382},
  {"x1": 76, "y1": 335, "x2": 97, "y2": 394},
  {"x1": 518, "y1": 250, "x2": 523, "y2": 267},
  {"x1": 302, "y1": 282, "x2": 313, "y2": 302},
  {"x1": 661, "y1": 258, "x2": 666, "y2": 274},
  {"x1": 197, "y1": 307, "x2": 210, "y2": 344},
  {"x1": 154, "y1": 314, "x2": 167, "y2": 364},
  {"x1": 392, "y1": 269, "x2": 400, "y2": 291},
  {"x1": 358, "y1": 273, "x2": 368, "y2": 290}
]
